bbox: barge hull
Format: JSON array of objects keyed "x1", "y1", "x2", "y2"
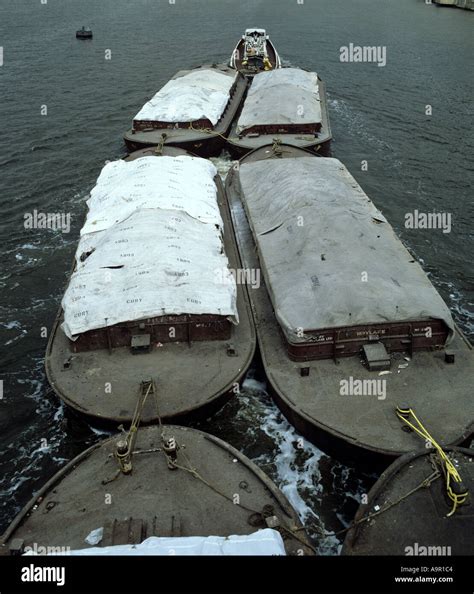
[
  {"x1": 45, "y1": 148, "x2": 256, "y2": 427},
  {"x1": 227, "y1": 79, "x2": 332, "y2": 157},
  {"x1": 124, "y1": 66, "x2": 248, "y2": 158},
  {"x1": 226, "y1": 146, "x2": 474, "y2": 468},
  {"x1": 343, "y1": 447, "x2": 474, "y2": 555},
  {"x1": 1, "y1": 426, "x2": 314, "y2": 556}
]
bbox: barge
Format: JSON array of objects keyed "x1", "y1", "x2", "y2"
[
  {"x1": 225, "y1": 145, "x2": 474, "y2": 467},
  {"x1": 0, "y1": 425, "x2": 314, "y2": 556},
  {"x1": 229, "y1": 29, "x2": 282, "y2": 76},
  {"x1": 343, "y1": 446, "x2": 474, "y2": 555},
  {"x1": 46, "y1": 146, "x2": 255, "y2": 426},
  {"x1": 124, "y1": 64, "x2": 247, "y2": 156},
  {"x1": 227, "y1": 67, "x2": 332, "y2": 157}
]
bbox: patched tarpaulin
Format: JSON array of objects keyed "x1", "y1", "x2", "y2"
[
  {"x1": 238, "y1": 157, "x2": 454, "y2": 344},
  {"x1": 134, "y1": 68, "x2": 237, "y2": 126},
  {"x1": 62, "y1": 156, "x2": 238, "y2": 339},
  {"x1": 237, "y1": 68, "x2": 321, "y2": 134}
]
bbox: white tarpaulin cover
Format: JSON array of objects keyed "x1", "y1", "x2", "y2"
[
  {"x1": 134, "y1": 68, "x2": 237, "y2": 126},
  {"x1": 80, "y1": 156, "x2": 222, "y2": 237},
  {"x1": 61, "y1": 156, "x2": 238, "y2": 339},
  {"x1": 237, "y1": 68, "x2": 321, "y2": 134},
  {"x1": 238, "y1": 157, "x2": 455, "y2": 344},
  {"x1": 43, "y1": 530, "x2": 286, "y2": 556}
]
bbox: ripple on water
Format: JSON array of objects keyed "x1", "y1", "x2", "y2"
[{"x1": 0, "y1": 0, "x2": 472, "y2": 551}]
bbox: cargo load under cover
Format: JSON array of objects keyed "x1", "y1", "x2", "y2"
[
  {"x1": 62, "y1": 156, "x2": 238, "y2": 340},
  {"x1": 238, "y1": 157, "x2": 454, "y2": 353},
  {"x1": 237, "y1": 68, "x2": 321, "y2": 135},
  {"x1": 134, "y1": 68, "x2": 237, "y2": 127},
  {"x1": 80, "y1": 155, "x2": 223, "y2": 237}
]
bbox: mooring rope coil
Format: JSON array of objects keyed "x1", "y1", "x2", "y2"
[{"x1": 396, "y1": 405, "x2": 468, "y2": 517}]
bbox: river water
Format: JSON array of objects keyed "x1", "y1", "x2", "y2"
[{"x1": 0, "y1": 0, "x2": 472, "y2": 554}]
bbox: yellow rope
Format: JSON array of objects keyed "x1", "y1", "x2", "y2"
[
  {"x1": 396, "y1": 406, "x2": 468, "y2": 516},
  {"x1": 154, "y1": 133, "x2": 167, "y2": 154}
]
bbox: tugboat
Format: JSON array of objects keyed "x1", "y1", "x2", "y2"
[
  {"x1": 226, "y1": 144, "x2": 474, "y2": 467},
  {"x1": 229, "y1": 29, "x2": 281, "y2": 76},
  {"x1": 76, "y1": 26, "x2": 93, "y2": 39},
  {"x1": 0, "y1": 425, "x2": 315, "y2": 556}
]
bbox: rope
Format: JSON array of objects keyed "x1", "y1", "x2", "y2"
[
  {"x1": 396, "y1": 405, "x2": 468, "y2": 516},
  {"x1": 102, "y1": 380, "x2": 156, "y2": 484},
  {"x1": 257, "y1": 138, "x2": 294, "y2": 160},
  {"x1": 154, "y1": 133, "x2": 167, "y2": 155},
  {"x1": 271, "y1": 138, "x2": 283, "y2": 157},
  {"x1": 326, "y1": 411, "x2": 467, "y2": 537},
  {"x1": 115, "y1": 380, "x2": 154, "y2": 474},
  {"x1": 321, "y1": 469, "x2": 440, "y2": 540},
  {"x1": 187, "y1": 121, "x2": 232, "y2": 141},
  {"x1": 161, "y1": 112, "x2": 317, "y2": 157},
  {"x1": 104, "y1": 381, "x2": 317, "y2": 553},
  {"x1": 157, "y1": 438, "x2": 317, "y2": 553}
]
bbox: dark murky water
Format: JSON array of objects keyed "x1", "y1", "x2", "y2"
[{"x1": 0, "y1": 0, "x2": 472, "y2": 553}]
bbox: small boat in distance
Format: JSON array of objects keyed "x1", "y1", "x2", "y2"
[
  {"x1": 229, "y1": 29, "x2": 281, "y2": 75},
  {"x1": 76, "y1": 27, "x2": 93, "y2": 39}
]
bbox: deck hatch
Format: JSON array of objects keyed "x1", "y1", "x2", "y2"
[
  {"x1": 362, "y1": 342, "x2": 391, "y2": 371},
  {"x1": 131, "y1": 334, "x2": 151, "y2": 354}
]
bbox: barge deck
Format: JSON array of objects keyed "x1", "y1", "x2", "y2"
[
  {"x1": 46, "y1": 147, "x2": 256, "y2": 427},
  {"x1": 1, "y1": 425, "x2": 314, "y2": 556},
  {"x1": 225, "y1": 145, "x2": 474, "y2": 467},
  {"x1": 124, "y1": 64, "x2": 248, "y2": 157}
]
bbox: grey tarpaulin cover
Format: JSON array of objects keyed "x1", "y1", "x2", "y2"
[
  {"x1": 238, "y1": 157, "x2": 454, "y2": 345},
  {"x1": 237, "y1": 68, "x2": 321, "y2": 134},
  {"x1": 61, "y1": 156, "x2": 238, "y2": 339}
]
